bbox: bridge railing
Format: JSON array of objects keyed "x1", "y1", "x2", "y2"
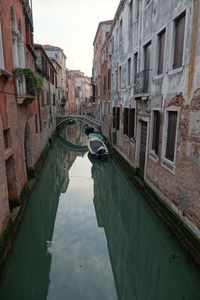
[{"x1": 56, "y1": 114, "x2": 101, "y2": 130}]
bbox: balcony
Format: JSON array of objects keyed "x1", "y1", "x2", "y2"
[
  {"x1": 134, "y1": 70, "x2": 150, "y2": 97},
  {"x1": 14, "y1": 68, "x2": 43, "y2": 105},
  {"x1": 16, "y1": 76, "x2": 35, "y2": 105}
]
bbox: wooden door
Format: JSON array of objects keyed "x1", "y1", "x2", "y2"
[{"x1": 139, "y1": 121, "x2": 147, "y2": 173}]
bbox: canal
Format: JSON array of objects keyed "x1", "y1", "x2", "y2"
[{"x1": 0, "y1": 122, "x2": 200, "y2": 300}]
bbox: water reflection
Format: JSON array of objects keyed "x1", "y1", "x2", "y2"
[
  {"x1": 91, "y1": 160, "x2": 200, "y2": 300},
  {"x1": 0, "y1": 121, "x2": 200, "y2": 300}
]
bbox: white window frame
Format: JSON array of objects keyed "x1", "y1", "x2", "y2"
[
  {"x1": 149, "y1": 108, "x2": 161, "y2": 163},
  {"x1": 161, "y1": 106, "x2": 180, "y2": 174},
  {"x1": 169, "y1": 9, "x2": 188, "y2": 72},
  {"x1": 0, "y1": 20, "x2": 4, "y2": 69}
]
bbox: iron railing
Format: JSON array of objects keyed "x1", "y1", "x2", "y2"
[{"x1": 134, "y1": 70, "x2": 150, "y2": 95}]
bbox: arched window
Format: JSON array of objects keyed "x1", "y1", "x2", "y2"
[
  {"x1": 24, "y1": 124, "x2": 34, "y2": 178},
  {"x1": 18, "y1": 19, "x2": 25, "y2": 68},
  {"x1": 10, "y1": 6, "x2": 19, "y2": 68},
  {"x1": 0, "y1": 17, "x2": 4, "y2": 69}
]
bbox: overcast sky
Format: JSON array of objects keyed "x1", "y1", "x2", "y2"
[{"x1": 33, "y1": 0, "x2": 119, "y2": 76}]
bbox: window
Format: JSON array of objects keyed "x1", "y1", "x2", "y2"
[
  {"x1": 144, "y1": 42, "x2": 151, "y2": 92},
  {"x1": 115, "y1": 69, "x2": 118, "y2": 91},
  {"x1": 113, "y1": 107, "x2": 116, "y2": 128},
  {"x1": 157, "y1": 29, "x2": 166, "y2": 75},
  {"x1": 135, "y1": 0, "x2": 139, "y2": 19},
  {"x1": 173, "y1": 12, "x2": 186, "y2": 69},
  {"x1": 53, "y1": 94, "x2": 56, "y2": 106},
  {"x1": 35, "y1": 116, "x2": 38, "y2": 134},
  {"x1": 119, "y1": 66, "x2": 121, "y2": 89},
  {"x1": 0, "y1": 21, "x2": 4, "y2": 69},
  {"x1": 47, "y1": 91, "x2": 50, "y2": 105},
  {"x1": 116, "y1": 107, "x2": 120, "y2": 130},
  {"x1": 151, "y1": 110, "x2": 160, "y2": 155},
  {"x1": 128, "y1": 108, "x2": 135, "y2": 138},
  {"x1": 26, "y1": 51, "x2": 30, "y2": 68},
  {"x1": 128, "y1": 58, "x2": 131, "y2": 85},
  {"x1": 165, "y1": 111, "x2": 178, "y2": 162},
  {"x1": 119, "y1": 19, "x2": 123, "y2": 41},
  {"x1": 107, "y1": 69, "x2": 111, "y2": 91},
  {"x1": 41, "y1": 91, "x2": 45, "y2": 106},
  {"x1": 129, "y1": 1, "x2": 133, "y2": 27},
  {"x1": 123, "y1": 108, "x2": 129, "y2": 135},
  {"x1": 3, "y1": 129, "x2": 11, "y2": 149},
  {"x1": 134, "y1": 52, "x2": 138, "y2": 77}
]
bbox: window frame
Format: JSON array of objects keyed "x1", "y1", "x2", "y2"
[
  {"x1": 128, "y1": 57, "x2": 131, "y2": 86},
  {"x1": 157, "y1": 29, "x2": 166, "y2": 75},
  {"x1": 150, "y1": 108, "x2": 161, "y2": 162},
  {"x1": 161, "y1": 106, "x2": 180, "y2": 173},
  {"x1": 0, "y1": 20, "x2": 4, "y2": 69},
  {"x1": 172, "y1": 11, "x2": 186, "y2": 70}
]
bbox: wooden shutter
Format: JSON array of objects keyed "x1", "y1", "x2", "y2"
[
  {"x1": 123, "y1": 108, "x2": 129, "y2": 135},
  {"x1": 152, "y1": 111, "x2": 160, "y2": 155},
  {"x1": 134, "y1": 52, "x2": 138, "y2": 77},
  {"x1": 116, "y1": 107, "x2": 120, "y2": 130},
  {"x1": 166, "y1": 111, "x2": 178, "y2": 161},
  {"x1": 129, "y1": 108, "x2": 135, "y2": 138},
  {"x1": 158, "y1": 30, "x2": 165, "y2": 75},
  {"x1": 173, "y1": 13, "x2": 185, "y2": 69},
  {"x1": 128, "y1": 58, "x2": 131, "y2": 85},
  {"x1": 113, "y1": 107, "x2": 116, "y2": 128}
]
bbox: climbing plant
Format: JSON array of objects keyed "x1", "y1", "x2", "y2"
[{"x1": 14, "y1": 68, "x2": 43, "y2": 95}]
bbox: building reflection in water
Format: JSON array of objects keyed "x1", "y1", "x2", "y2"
[
  {"x1": 91, "y1": 160, "x2": 200, "y2": 300},
  {"x1": 0, "y1": 122, "x2": 85, "y2": 300}
]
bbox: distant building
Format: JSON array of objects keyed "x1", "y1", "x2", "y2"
[
  {"x1": 92, "y1": 20, "x2": 113, "y2": 121},
  {"x1": 34, "y1": 44, "x2": 57, "y2": 147},
  {"x1": 42, "y1": 45, "x2": 67, "y2": 111},
  {"x1": 67, "y1": 70, "x2": 92, "y2": 115},
  {"x1": 66, "y1": 70, "x2": 76, "y2": 115}
]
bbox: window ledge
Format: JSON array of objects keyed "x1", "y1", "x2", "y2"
[
  {"x1": 149, "y1": 150, "x2": 159, "y2": 163},
  {"x1": 135, "y1": 93, "x2": 149, "y2": 100},
  {"x1": 168, "y1": 67, "x2": 183, "y2": 76},
  {"x1": 4, "y1": 148, "x2": 13, "y2": 161},
  {"x1": 161, "y1": 158, "x2": 176, "y2": 174},
  {"x1": 17, "y1": 94, "x2": 35, "y2": 105},
  {"x1": 145, "y1": 0, "x2": 152, "y2": 10},
  {"x1": 0, "y1": 69, "x2": 13, "y2": 79},
  {"x1": 153, "y1": 74, "x2": 164, "y2": 80}
]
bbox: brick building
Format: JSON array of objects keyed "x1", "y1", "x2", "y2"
[
  {"x1": 34, "y1": 44, "x2": 57, "y2": 148},
  {"x1": 92, "y1": 20, "x2": 113, "y2": 121},
  {"x1": 100, "y1": 0, "x2": 200, "y2": 241},
  {"x1": 0, "y1": 0, "x2": 43, "y2": 235},
  {"x1": 66, "y1": 69, "x2": 76, "y2": 115},
  {"x1": 43, "y1": 45, "x2": 67, "y2": 112}
]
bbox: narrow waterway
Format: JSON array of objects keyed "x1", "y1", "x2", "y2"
[{"x1": 0, "y1": 122, "x2": 200, "y2": 300}]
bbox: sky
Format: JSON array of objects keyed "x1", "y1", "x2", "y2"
[{"x1": 33, "y1": 0, "x2": 119, "y2": 76}]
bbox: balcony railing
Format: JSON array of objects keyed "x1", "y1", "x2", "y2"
[{"x1": 134, "y1": 70, "x2": 150, "y2": 95}]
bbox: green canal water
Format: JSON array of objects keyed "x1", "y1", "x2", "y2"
[{"x1": 0, "y1": 122, "x2": 200, "y2": 300}]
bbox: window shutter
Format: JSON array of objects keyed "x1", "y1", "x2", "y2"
[
  {"x1": 166, "y1": 111, "x2": 178, "y2": 161},
  {"x1": 173, "y1": 13, "x2": 185, "y2": 69}
]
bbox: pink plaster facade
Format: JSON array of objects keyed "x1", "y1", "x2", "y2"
[{"x1": 0, "y1": 0, "x2": 43, "y2": 235}]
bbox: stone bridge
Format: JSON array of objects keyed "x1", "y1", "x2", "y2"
[{"x1": 56, "y1": 114, "x2": 101, "y2": 132}]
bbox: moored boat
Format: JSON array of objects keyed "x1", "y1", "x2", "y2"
[
  {"x1": 87, "y1": 137, "x2": 108, "y2": 158},
  {"x1": 88, "y1": 132, "x2": 104, "y2": 141},
  {"x1": 85, "y1": 124, "x2": 94, "y2": 135}
]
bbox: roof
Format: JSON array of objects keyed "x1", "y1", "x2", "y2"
[
  {"x1": 102, "y1": 0, "x2": 125, "y2": 51},
  {"x1": 93, "y1": 20, "x2": 113, "y2": 45},
  {"x1": 42, "y1": 44, "x2": 67, "y2": 59}
]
